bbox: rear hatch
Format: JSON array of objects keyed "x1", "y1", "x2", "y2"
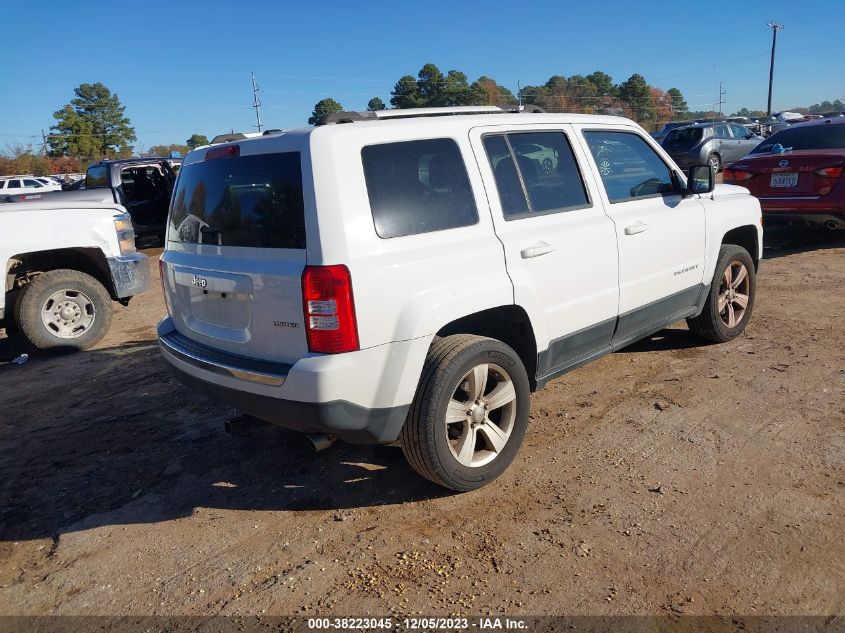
[
  {"x1": 724, "y1": 149, "x2": 845, "y2": 199},
  {"x1": 161, "y1": 144, "x2": 309, "y2": 364},
  {"x1": 662, "y1": 127, "x2": 704, "y2": 155}
]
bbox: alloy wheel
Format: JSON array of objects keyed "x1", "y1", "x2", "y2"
[
  {"x1": 718, "y1": 261, "x2": 750, "y2": 328},
  {"x1": 40, "y1": 289, "x2": 96, "y2": 338}
]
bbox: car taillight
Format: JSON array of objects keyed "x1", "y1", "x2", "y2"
[
  {"x1": 724, "y1": 168, "x2": 755, "y2": 182},
  {"x1": 205, "y1": 144, "x2": 239, "y2": 160},
  {"x1": 814, "y1": 164, "x2": 843, "y2": 178},
  {"x1": 301, "y1": 265, "x2": 359, "y2": 354}
]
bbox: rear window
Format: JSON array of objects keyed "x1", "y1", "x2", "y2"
[
  {"x1": 751, "y1": 123, "x2": 845, "y2": 154},
  {"x1": 168, "y1": 152, "x2": 305, "y2": 249},
  {"x1": 86, "y1": 165, "x2": 109, "y2": 188},
  {"x1": 362, "y1": 138, "x2": 478, "y2": 238},
  {"x1": 664, "y1": 127, "x2": 704, "y2": 148}
]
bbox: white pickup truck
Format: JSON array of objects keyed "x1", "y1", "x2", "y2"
[{"x1": 1, "y1": 200, "x2": 150, "y2": 350}]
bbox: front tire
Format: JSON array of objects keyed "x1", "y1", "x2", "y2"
[
  {"x1": 400, "y1": 335, "x2": 531, "y2": 491},
  {"x1": 687, "y1": 244, "x2": 756, "y2": 343},
  {"x1": 14, "y1": 269, "x2": 113, "y2": 351}
]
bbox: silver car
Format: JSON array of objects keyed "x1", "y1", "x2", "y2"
[{"x1": 661, "y1": 122, "x2": 762, "y2": 172}]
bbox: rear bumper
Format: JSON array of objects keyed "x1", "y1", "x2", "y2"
[
  {"x1": 107, "y1": 253, "x2": 150, "y2": 298},
  {"x1": 157, "y1": 318, "x2": 424, "y2": 444},
  {"x1": 762, "y1": 210, "x2": 845, "y2": 229}
]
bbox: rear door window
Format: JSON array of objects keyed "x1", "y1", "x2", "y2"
[
  {"x1": 584, "y1": 130, "x2": 677, "y2": 203},
  {"x1": 483, "y1": 131, "x2": 590, "y2": 219},
  {"x1": 7, "y1": 180, "x2": 21, "y2": 189},
  {"x1": 361, "y1": 138, "x2": 478, "y2": 238},
  {"x1": 168, "y1": 152, "x2": 305, "y2": 249}
]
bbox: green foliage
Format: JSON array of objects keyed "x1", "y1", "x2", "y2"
[
  {"x1": 186, "y1": 133, "x2": 209, "y2": 149},
  {"x1": 48, "y1": 82, "x2": 136, "y2": 159},
  {"x1": 806, "y1": 99, "x2": 844, "y2": 114},
  {"x1": 666, "y1": 88, "x2": 688, "y2": 115},
  {"x1": 308, "y1": 98, "x2": 344, "y2": 125},
  {"x1": 618, "y1": 73, "x2": 653, "y2": 121},
  {"x1": 149, "y1": 143, "x2": 189, "y2": 157},
  {"x1": 390, "y1": 75, "x2": 422, "y2": 109},
  {"x1": 367, "y1": 97, "x2": 386, "y2": 111}
]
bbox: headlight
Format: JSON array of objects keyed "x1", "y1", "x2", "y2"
[{"x1": 114, "y1": 213, "x2": 136, "y2": 254}]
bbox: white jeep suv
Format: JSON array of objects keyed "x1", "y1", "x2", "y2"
[{"x1": 158, "y1": 106, "x2": 762, "y2": 491}]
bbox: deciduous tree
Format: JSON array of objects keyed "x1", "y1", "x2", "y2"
[{"x1": 186, "y1": 134, "x2": 209, "y2": 149}]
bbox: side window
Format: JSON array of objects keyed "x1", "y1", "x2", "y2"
[
  {"x1": 7, "y1": 180, "x2": 21, "y2": 189},
  {"x1": 23, "y1": 179, "x2": 43, "y2": 188},
  {"x1": 483, "y1": 131, "x2": 589, "y2": 219},
  {"x1": 714, "y1": 124, "x2": 731, "y2": 139},
  {"x1": 362, "y1": 138, "x2": 478, "y2": 239},
  {"x1": 584, "y1": 131, "x2": 677, "y2": 203},
  {"x1": 730, "y1": 123, "x2": 749, "y2": 139}
]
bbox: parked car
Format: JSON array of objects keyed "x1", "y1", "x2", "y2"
[
  {"x1": 653, "y1": 121, "x2": 692, "y2": 143},
  {"x1": 1, "y1": 158, "x2": 177, "y2": 241},
  {"x1": 158, "y1": 105, "x2": 762, "y2": 491},
  {"x1": 0, "y1": 176, "x2": 52, "y2": 194},
  {"x1": 723, "y1": 116, "x2": 845, "y2": 230},
  {"x1": 1, "y1": 200, "x2": 149, "y2": 350},
  {"x1": 33, "y1": 177, "x2": 62, "y2": 191},
  {"x1": 662, "y1": 122, "x2": 763, "y2": 172}
]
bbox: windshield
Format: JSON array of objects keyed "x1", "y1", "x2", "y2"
[
  {"x1": 751, "y1": 124, "x2": 845, "y2": 154},
  {"x1": 168, "y1": 152, "x2": 305, "y2": 249},
  {"x1": 663, "y1": 127, "x2": 704, "y2": 148}
]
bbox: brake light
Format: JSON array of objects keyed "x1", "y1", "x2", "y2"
[
  {"x1": 205, "y1": 144, "x2": 240, "y2": 160},
  {"x1": 814, "y1": 165, "x2": 843, "y2": 178},
  {"x1": 301, "y1": 265, "x2": 359, "y2": 354},
  {"x1": 724, "y1": 168, "x2": 755, "y2": 182}
]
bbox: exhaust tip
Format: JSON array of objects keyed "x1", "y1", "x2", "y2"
[{"x1": 306, "y1": 433, "x2": 337, "y2": 452}]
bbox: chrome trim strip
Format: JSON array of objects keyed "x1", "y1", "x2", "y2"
[
  {"x1": 159, "y1": 334, "x2": 287, "y2": 387},
  {"x1": 759, "y1": 196, "x2": 820, "y2": 201}
]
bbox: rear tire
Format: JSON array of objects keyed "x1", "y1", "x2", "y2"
[
  {"x1": 14, "y1": 269, "x2": 113, "y2": 351},
  {"x1": 687, "y1": 244, "x2": 756, "y2": 343},
  {"x1": 400, "y1": 335, "x2": 531, "y2": 491},
  {"x1": 707, "y1": 152, "x2": 721, "y2": 173}
]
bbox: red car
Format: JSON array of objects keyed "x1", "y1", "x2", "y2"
[{"x1": 723, "y1": 117, "x2": 845, "y2": 230}]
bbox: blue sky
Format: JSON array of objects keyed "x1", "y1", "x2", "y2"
[{"x1": 1, "y1": 0, "x2": 843, "y2": 151}]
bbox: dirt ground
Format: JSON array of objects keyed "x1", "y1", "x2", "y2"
[{"x1": 0, "y1": 228, "x2": 843, "y2": 618}]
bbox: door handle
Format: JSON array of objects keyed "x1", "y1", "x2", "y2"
[
  {"x1": 624, "y1": 221, "x2": 649, "y2": 235},
  {"x1": 520, "y1": 241, "x2": 556, "y2": 259}
]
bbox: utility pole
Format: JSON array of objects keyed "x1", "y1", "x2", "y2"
[
  {"x1": 718, "y1": 82, "x2": 726, "y2": 117},
  {"x1": 41, "y1": 129, "x2": 48, "y2": 155},
  {"x1": 766, "y1": 22, "x2": 784, "y2": 116},
  {"x1": 251, "y1": 71, "x2": 263, "y2": 132}
]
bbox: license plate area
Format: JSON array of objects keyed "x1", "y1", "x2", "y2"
[{"x1": 770, "y1": 172, "x2": 798, "y2": 188}]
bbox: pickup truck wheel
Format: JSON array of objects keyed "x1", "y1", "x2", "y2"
[
  {"x1": 687, "y1": 244, "x2": 756, "y2": 343},
  {"x1": 14, "y1": 269, "x2": 113, "y2": 351},
  {"x1": 400, "y1": 335, "x2": 530, "y2": 491}
]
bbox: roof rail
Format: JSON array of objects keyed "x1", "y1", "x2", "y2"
[{"x1": 316, "y1": 104, "x2": 545, "y2": 125}]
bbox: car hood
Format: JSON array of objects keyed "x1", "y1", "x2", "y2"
[{"x1": 712, "y1": 183, "x2": 750, "y2": 196}]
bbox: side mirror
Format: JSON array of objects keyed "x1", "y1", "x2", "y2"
[{"x1": 687, "y1": 165, "x2": 714, "y2": 195}]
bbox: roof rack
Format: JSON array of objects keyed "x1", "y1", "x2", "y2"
[{"x1": 316, "y1": 104, "x2": 545, "y2": 125}]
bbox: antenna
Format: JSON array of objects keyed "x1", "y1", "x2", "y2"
[{"x1": 251, "y1": 71, "x2": 263, "y2": 132}]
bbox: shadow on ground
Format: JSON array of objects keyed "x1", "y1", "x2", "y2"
[
  {"x1": 762, "y1": 226, "x2": 845, "y2": 259},
  {"x1": 0, "y1": 338, "x2": 447, "y2": 542}
]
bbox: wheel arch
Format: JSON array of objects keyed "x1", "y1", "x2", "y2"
[
  {"x1": 435, "y1": 305, "x2": 539, "y2": 391},
  {"x1": 6, "y1": 248, "x2": 115, "y2": 297},
  {"x1": 722, "y1": 225, "x2": 760, "y2": 269}
]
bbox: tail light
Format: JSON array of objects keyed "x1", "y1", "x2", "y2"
[
  {"x1": 301, "y1": 265, "x2": 359, "y2": 354},
  {"x1": 205, "y1": 144, "x2": 239, "y2": 160},
  {"x1": 723, "y1": 168, "x2": 755, "y2": 182},
  {"x1": 814, "y1": 164, "x2": 843, "y2": 178}
]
